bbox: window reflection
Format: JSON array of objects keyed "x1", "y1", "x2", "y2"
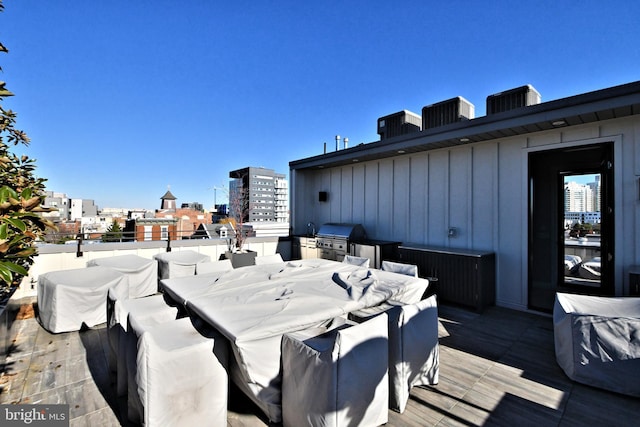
[{"x1": 563, "y1": 174, "x2": 601, "y2": 287}]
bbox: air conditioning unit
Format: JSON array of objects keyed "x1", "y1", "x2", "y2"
[
  {"x1": 486, "y1": 84, "x2": 541, "y2": 115},
  {"x1": 422, "y1": 96, "x2": 475, "y2": 130},
  {"x1": 377, "y1": 110, "x2": 422, "y2": 140}
]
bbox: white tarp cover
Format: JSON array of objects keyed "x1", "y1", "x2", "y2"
[
  {"x1": 160, "y1": 265, "x2": 275, "y2": 307},
  {"x1": 88, "y1": 254, "x2": 158, "y2": 298},
  {"x1": 153, "y1": 250, "x2": 211, "y2": 279},
  {"x1": 135, "y1": 317, "x2": 228, "y2": 426},
  {"x1": 553, "y1": 293, "x2": 640, "y2": 397},
  {"x1": 281, "y1": 314, "x2": 389, "y2": 427},
  {"x1": 387, "y1": 295, "x2": 439, "y2": 413},
  {"x1": 181, "y1": 259, "x2": 429, "y2": 422},
  {"x1": 381, "y1": 260, "x2": 419, "y2": 277},
  {"x1": 195, "y1": 259, "x2": 233, "y2": 275},
  {"x1": 106, "y1": 291, "x2": 177, "y2": 396},
  {"x1": 37, "y1": 266, "x2": 128, "y2": 333}
]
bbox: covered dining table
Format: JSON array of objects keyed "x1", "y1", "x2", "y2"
[{"x1": 162, "y1": 258, "x2": 430, "y2": 423}]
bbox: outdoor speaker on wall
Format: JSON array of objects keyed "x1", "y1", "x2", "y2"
[{"x1": 319, "y1": 191, "x2": 327, "y2": 202}]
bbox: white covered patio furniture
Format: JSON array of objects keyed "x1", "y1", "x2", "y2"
[
  {"x1": 37, "y1": 266, "x2": 128, "y2": 333},
  {"x1": 348, "y1": 295, "x2": 439, "y2": 413},
  {"x1": 124, "y1": 305, "x2": 181, "y2": 422},
  {"x1": 578, "y1": 257, "x2": 601, "y2": 280},
  {"x1": 153, "y1": 250, "x2": 211, "y2": 280},
  {"x1": 106, "y1": 290, "x2": 177, "y2": 396},
  {"x1": 88, "y1": 254, "x2": 158, "y2": 298},
  {"x1": 254, "y1": 253, "x2": 284, "y2": 265},
  {"x1": 281, "y1": 314, "x2": 389, "y2": 427},
  {"x1": 342, "y1": 255, "x2": 370, "y2": 268},
  {"x1": 381, "y1": 260, "x2": 419, "y2": 277},
  {"x1": 564, "y1": 255, "x2": 582, "y2": 276},
  {"x1": 195, "y1": 258, "x2": 233, "y2": 275},
  {"x1": 131, "y1": 317, "x2": 228, "y2": 426},
  {"x1": 553, "y1": 292, "x2": 640, "y2": 397}
]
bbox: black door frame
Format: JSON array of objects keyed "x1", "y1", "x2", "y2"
[{"x1": 528, "y1": 142, "x2": 614, "y2": 312}]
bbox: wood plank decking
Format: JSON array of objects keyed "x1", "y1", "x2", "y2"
[{"x1": 1, "y1": 300, "x2": 638, "y2": 426}]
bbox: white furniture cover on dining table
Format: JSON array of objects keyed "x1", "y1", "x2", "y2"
[
  {"x1": 37, "y1": 266, "x2": 129, "y2": 333},
  {"x1": 88, "y1": 254, "x2": 158, "y2": 298},
  {"x1": 553, "y1": 292, "x2": 640, "y2": 397},
  {"x1": 153, "y1": 250, "x2": 211, "y2": 280},
  {"x1": 160, "y1": 264, "x2": 276, "y2": 307},
  {"x1": 182, "y1": 259, "x2": 429, "y2": 423}
]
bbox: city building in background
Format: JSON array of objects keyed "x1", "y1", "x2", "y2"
[
  {"x1": 564, "y1": 176, "x2": 601, "y2": 226},
  {"x1": 229, "y1": 167, "x2": 289, "y2": 223}
]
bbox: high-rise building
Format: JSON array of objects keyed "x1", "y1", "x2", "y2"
[
  {"x1": 229, "y1": 167, "x2": 289, "y2": 223},
  {"x1": 564, "y1": 181, "x2": 596, "y2": 212}
]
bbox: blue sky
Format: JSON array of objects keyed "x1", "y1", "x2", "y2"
[{"x1": 2, "y1": 1, "x2": 639, "y2": 210}]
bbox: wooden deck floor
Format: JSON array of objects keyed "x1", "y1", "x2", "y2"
[{"x1": 1, "y1": 301, "x2": 638, "y2": 426}]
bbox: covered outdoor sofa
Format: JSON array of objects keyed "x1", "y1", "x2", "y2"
[{"x1": 553, "y1": 292, "x2": 640, "y2": 397}]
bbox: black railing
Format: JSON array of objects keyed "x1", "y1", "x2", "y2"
[{"x1": 39, "y1": 229, "x2": 225, "y2": 257}]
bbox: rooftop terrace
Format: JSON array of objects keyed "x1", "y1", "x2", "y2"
[{"x1": 1, "y1": 298, "x2": 638, "y2": 426}]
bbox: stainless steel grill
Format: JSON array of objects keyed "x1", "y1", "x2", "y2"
[{"x1": 316, "y1": 223, "x2": 366, "y2": 262}]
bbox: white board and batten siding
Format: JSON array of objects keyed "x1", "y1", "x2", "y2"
[{"x1": 291, "y1": 116, "x2": 638, "y2": 311}]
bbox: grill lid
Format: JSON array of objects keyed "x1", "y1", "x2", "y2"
[{"x1": 316, "y1": 223, "x2": 366, "y2": 241}]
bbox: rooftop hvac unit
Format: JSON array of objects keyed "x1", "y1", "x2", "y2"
[
  {"x1": 422, "y1": 96, "x2": 475, "y2": 130},
  {"x1": 377, "y1": 110, "x2": 422, "y2": 140},
  {"x1": 486, "y1": 84, "x2": 541, "y2": 115}
]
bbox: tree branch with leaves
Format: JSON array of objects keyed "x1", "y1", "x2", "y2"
[{"x1": 0, "y1": 0, "x2": 55, "y2": 296}]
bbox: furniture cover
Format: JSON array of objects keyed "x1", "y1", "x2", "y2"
[
  {"x1": 106, "y1": 290, "x2": 177, "y2": 396},
  {"x1": 281, "y1": 314, "x2": 389, "y2": 427},
  {"x1": 153, "y1": 250, "x2": 211, "y2": 280},
  {"x1": 381, "y1": 260, "x2": 419, "y2": 277},
  {"x1": 37, "y1": 266, "x2": 128, "y2": 333},
  {"x1": 195, "y1": 258, "x2": 233, "y2": 275},
  {"x1": 578, "y1": 257, "x2": 601, "y2": 280},
  {"x1": 342, "y1": 255, "x2": 370, "y2": 268},
  {"x1": 387, "y1": 296, "x2": 439, "y2": 412},
  {"x1": 183, "y1": 259, "x2": 428, "y2": 422},
  {"x1": 564, "y1": 255, "x2": 581, "y2": 276},
  {"x1": 134, "y1": 317, "x2": 228, "y2": 426},
  {"x1": 88, "y1": 254, "x2": 158, "y2": 298},
  {"x1": 125, "y1": 310, "x2": 186, "y2": 422},
  {"x1": 553, "y1": 292, "x2": 640, "y2": 397},
  {"x1": 254, "y1": 253, "x2": 284, "y2": 265},
  {"x1": 161, "y1": 267, "x2": 273, "y2": 307},
  {"x1": 348, "y1": 295, "x2": 439, "y2": 413}
]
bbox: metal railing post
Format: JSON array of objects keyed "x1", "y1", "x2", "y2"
[{"x1": 76, "y1": 233, "x2": 83, "y2": 257}]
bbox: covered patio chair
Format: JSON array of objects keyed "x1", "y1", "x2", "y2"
[
  {"x1": 342, "y1": 255, "x2": 370, "y2": 268},
  {"x1": 281, "y1": 314, "x2": 389, "y2": 427},
  {"x1": 381, "y1": 260, "x2": 419, "y2": 277},
  {"x1": 348, "y1": 295, "x2": 439, "y2": 413}
]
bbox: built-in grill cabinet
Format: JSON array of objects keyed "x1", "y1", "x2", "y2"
[{"x1": 316, "y1": 223, "x2": 366, "y2": 262}]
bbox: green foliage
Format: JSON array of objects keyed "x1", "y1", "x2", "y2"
[
  {"x1": 102, "y1": 220, "x2": 123, "y2": 242},
  {"x1": 0, "y1": 0, "x2": 55, "y2": 295}
]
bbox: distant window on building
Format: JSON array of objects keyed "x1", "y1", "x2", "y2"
[
  {"x1": 160, "y1": 226, "x2": 168, "y2": 240},
  {"x1": 144, "y1": 226, "x2": 152, "y2": 241}
]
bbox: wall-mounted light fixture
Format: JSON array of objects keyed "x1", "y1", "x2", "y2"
[{"x1": 448, "y1": 227, "x2": 458, "y2": 238}]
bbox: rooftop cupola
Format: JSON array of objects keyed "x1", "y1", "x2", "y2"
[{"x1": 160, "y1": 187, "x2": 177, "y2": 211}]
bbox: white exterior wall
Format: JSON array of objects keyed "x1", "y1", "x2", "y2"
[{"x1": 291, "y1": 116, "x2": 639, "y2": 311}]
